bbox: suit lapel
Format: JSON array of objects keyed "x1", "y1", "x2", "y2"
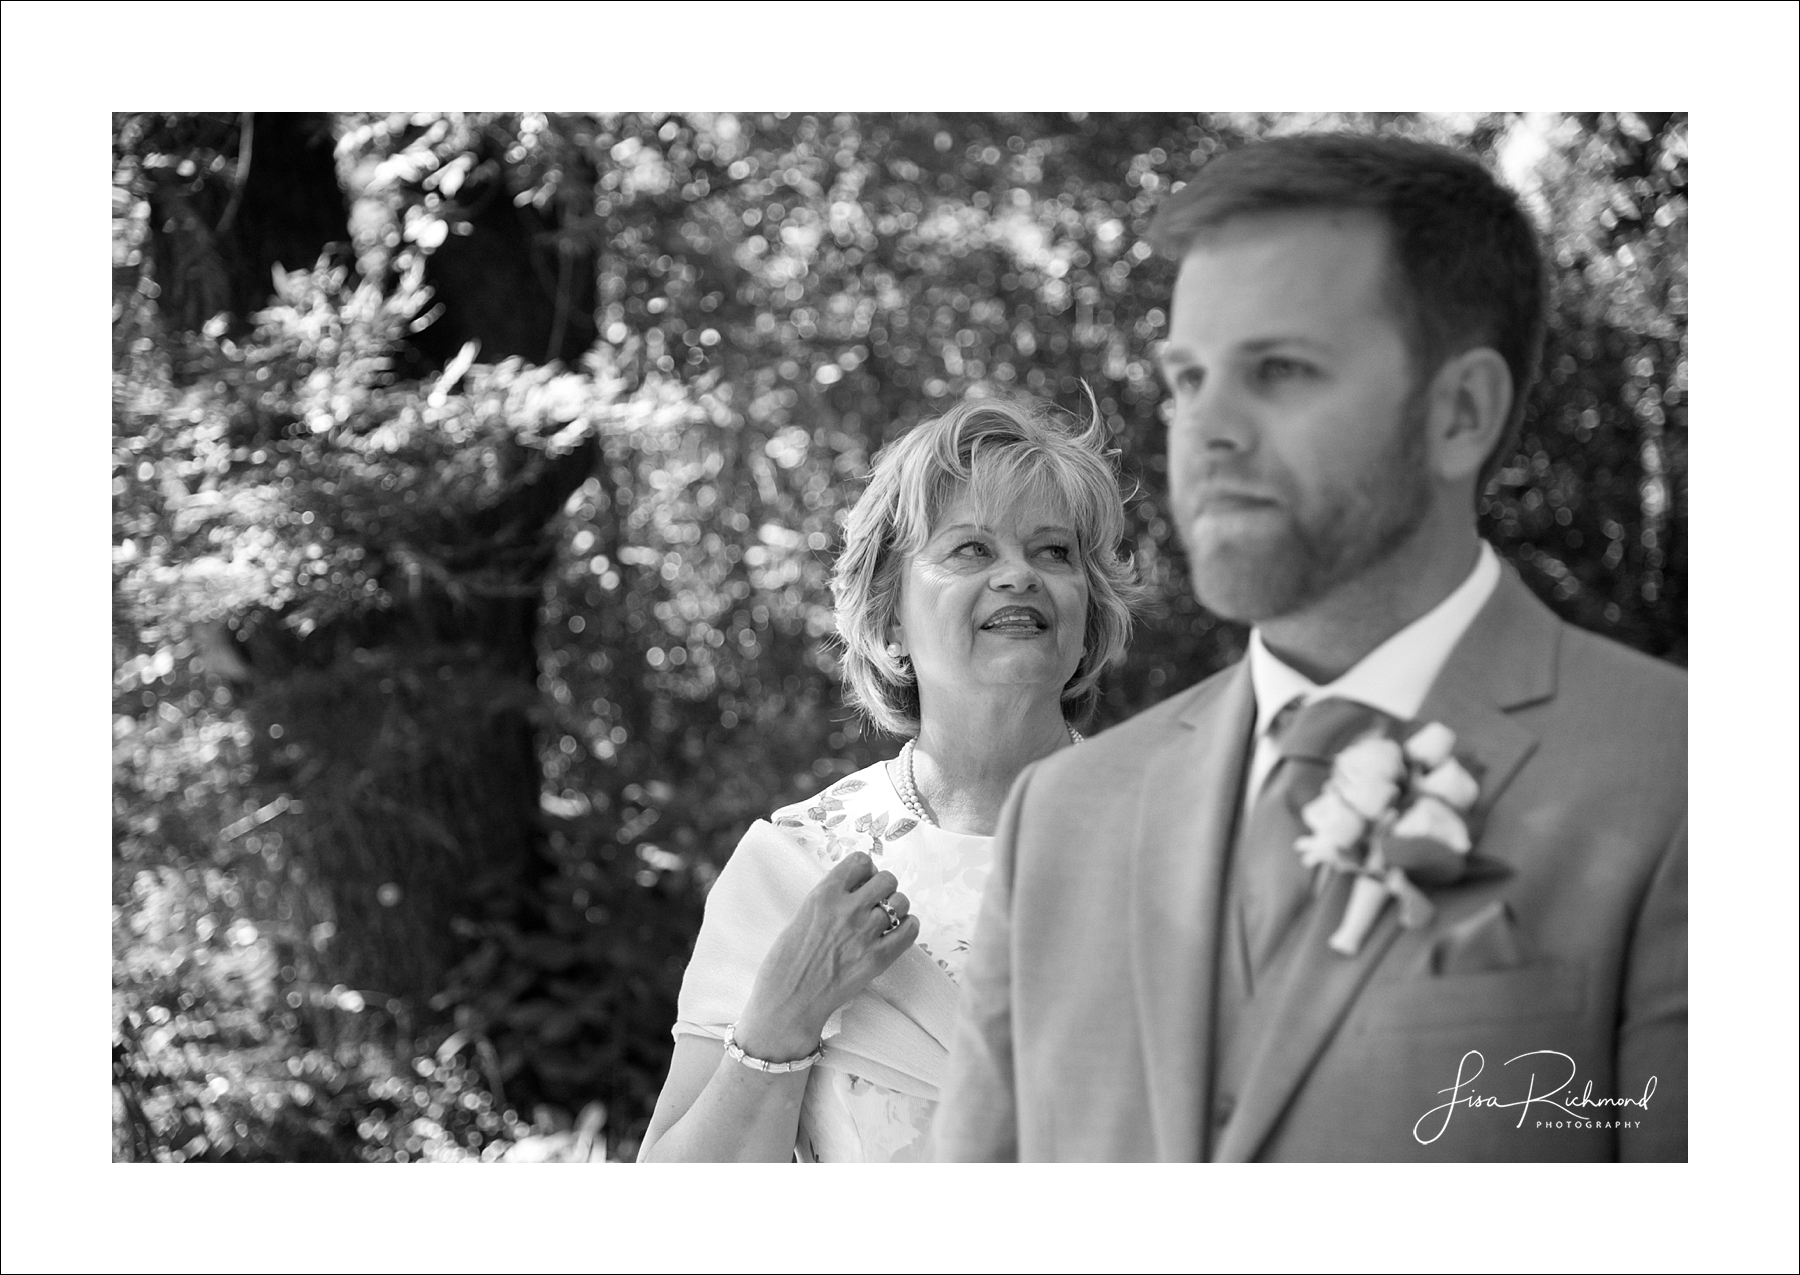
[
  {"x1": 1213, "y1": 869, "x2": 1405, "y2": 1161},
  {"x1": 1129, "y1": 662, "x2": 1255, "y2": 1161},
  {"x1": 1416, "y1": 568, "x2": 1559, "y2": 830},
  {"x1": 1211, "y1": 566, "x2": 1561, "y2": 1161}
]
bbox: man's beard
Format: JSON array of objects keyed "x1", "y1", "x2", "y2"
[{"x1": 1178, "y1": 397, "x2": 1432, "y2": 624}]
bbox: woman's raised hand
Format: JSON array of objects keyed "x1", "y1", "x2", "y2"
[
  {"x1": 636, "y1": 851, "x2": 920, "y2": 1161},
  {"x1": 733, "y1": 851, "x2": 920, "y2": 1062}
]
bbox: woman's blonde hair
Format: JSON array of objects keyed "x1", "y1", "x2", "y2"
[{"x1": 832, "y1": 393, "x2": 1145, "y2": 737}]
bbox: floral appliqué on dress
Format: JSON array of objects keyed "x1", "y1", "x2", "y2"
[{"x1": 772, "y1": 765, "x2": 991, "y2": 987}]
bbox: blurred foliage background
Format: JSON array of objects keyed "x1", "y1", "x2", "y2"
[{"x1": 111, "y1": 111, "x2": 1686, "y2": 1162}]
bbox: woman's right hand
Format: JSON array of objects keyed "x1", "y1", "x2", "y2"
[{"x1": 732, "y1": 851, "x2": 920, "y2": 1062}]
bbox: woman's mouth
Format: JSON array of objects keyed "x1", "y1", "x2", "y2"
[{"x1": 980, "y1": 606, "x2": 1049, "y2": 633}]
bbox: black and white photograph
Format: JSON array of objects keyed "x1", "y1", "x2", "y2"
[{"x1": 3, "y1": 4, "x2": 1796, "y2": 1272}]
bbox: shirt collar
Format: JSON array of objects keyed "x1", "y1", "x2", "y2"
[{"x1": 1248, "y1": 541, "x2": 1502, "y2": 739}]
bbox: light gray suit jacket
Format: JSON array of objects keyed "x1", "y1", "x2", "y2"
[{"x1": 933, "y1": 567, "x2": 1686, "y2": 1161}]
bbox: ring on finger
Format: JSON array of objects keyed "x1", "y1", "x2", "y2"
[{"x1": 876, "y1": 898, "x2": 901, "y2": 934}]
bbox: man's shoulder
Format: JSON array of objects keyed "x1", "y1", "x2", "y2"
[
  {"x1": 1033, "y1": 662, "x2": 1241, "y2": 787},
  {"x1": 1552, "y1": 621, "x2": 1686, "y2": 762},
  {"x1": 1556, "y1": 620, "x2": 1685, "y2": 706},
  {"x1": 1473, "y1": 569, "x2": 1685, "y2": 736}
]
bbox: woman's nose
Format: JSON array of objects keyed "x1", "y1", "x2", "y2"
[{"x1": 991, "y1": 553, "x2": 1041, "y2": 592}]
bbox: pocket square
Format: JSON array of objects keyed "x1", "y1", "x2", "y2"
[{"x1": 1431, "y1": 899, "x2": 1529, "y2": 975}]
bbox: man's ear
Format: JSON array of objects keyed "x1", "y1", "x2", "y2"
[{"x1": 1424, "y1": 347, "x2": 1514, "y2": 484}]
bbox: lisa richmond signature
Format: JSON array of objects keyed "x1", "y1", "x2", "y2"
[{"x1": 1413, "y1": 1050, "x2": 1658, "y2": 1145}]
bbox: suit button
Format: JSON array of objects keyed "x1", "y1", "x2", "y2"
[{"x1": 1214, "y1": 1094, "x2": 1235, "y2": 1127}]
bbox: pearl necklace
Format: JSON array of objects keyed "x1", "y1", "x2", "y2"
[{"x1": 896, "y1": 725, "x2": 1084, "y2": 829}]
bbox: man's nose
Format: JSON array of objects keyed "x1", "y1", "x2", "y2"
[{"x1": 1173, "y1": 379, "x2": 1255, "y2": 456}]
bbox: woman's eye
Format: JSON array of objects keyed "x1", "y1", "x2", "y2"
[
  {"x1": 1038, "y1": 544, "x2": 1073, "y2": 562},
  {"x1": 1172, "y1": 366, "x2": 1204, "y2": 394},
  {"x1": 952, "y1": 540, "x2": 991, "y2": 558}
]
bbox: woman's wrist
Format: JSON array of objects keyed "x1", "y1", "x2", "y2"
[{"x1": 732, "y1": 1005, "x2": 826, "y2": 1064}]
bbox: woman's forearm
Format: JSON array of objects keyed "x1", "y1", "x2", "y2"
[
  {"x1": 642, "y1": 849, "x2": 909, "y2": 1162},
  {"x1": 636, "y1": 1024, "x2": 823, "y2": 1162},
  {"x1": 639, "y1": 1053, "x2": 810, "y2": 1162}
]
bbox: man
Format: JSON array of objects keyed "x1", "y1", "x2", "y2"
[{"x1": 933, "y1": 133, "x2": 1685, "y2": 1161}]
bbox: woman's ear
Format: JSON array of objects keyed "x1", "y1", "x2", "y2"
[{"x1": 1424, "y1": 347, "x2": 1513, "y2": 484}]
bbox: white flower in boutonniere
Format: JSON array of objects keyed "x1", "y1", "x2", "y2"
[
  {"x1": 1328, "y1": 736, "x2": 1407, "y2": 818},
  {"x1": 1412, "y1": 757, "x2": 1480, "y2": 811},
  {"x1": 1401, "y1": 722, "x2": 1457, "y2": 769},
  {"x1": 1295, "y1": 787, "x2": 1367, "y2": 873},
  {"x1": 1295, "y1": 722, "x2": 1483, "y2": 956},
  {"x1": 1295, "y1": 736, "x2": 1404, "y2": 873}
]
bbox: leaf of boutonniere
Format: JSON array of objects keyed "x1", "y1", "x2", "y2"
[
  {"x1": 1386, "y1": 869, "x2": 1436, "y2": 929},
  {"x1": 1457, "y1": 854, "x2": 1513, "y2": 886},
  {"x1": 1377, "y1": 832, "x2": 1467, "y2": 886}
]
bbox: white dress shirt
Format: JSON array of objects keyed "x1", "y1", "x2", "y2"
[{"x1": 1243, "y1": 542, "x2": 1502, "y2": 802}]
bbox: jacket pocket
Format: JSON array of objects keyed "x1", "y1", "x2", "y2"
[{"x1": 1353, "y1": 961, "x2": 1587, "y2": 1034}]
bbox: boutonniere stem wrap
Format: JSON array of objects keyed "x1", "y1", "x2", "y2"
[{"x1": 1295, "y1": 721, "x2": 1481, "y2": 956}]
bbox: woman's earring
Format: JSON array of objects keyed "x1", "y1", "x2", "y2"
[{"x1": 885, "y1": 641, "x2": 906, "y2": 659}]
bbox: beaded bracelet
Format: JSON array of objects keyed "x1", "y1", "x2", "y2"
[{"x1": 723, "y1": 1022, "x2": 824, "y2": 1074}]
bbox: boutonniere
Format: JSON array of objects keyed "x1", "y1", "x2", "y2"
[{"x1": 1294, "y1": 722, "x2": 1483, "y2": 956}]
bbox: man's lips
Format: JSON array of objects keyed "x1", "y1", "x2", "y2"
[
  {"x1": 980, "y1": 605, "x2": 1049, "y2": 631},
  {"x1": 1187, "y1": 487, "x2": 1281, "y2": 515}
]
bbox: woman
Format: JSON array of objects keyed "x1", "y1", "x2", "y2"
[{"x1": 638, "y1": 394, "x2": 1141, "y2": 1161}]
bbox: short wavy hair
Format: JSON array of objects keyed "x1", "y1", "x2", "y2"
[{"x1": 832, "y1": 394, "x2": 1145, "y2": 738}]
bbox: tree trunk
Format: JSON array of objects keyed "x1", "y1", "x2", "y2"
[
  {"x1": 235, "y1": 437, "x2": 597, "y2": 1003},
  {"x1": 140, "y1": 111, "x2": 594, "y2": 1003}
]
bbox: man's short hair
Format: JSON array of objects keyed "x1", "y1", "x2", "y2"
[{"x1": 1148, "y1": 132, "x2": 1547, "y2": 488}]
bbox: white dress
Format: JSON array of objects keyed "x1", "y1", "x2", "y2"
[{"x1": 755, "y1": 760, "x2": 994, "y2": 1162}]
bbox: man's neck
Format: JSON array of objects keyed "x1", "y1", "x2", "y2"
[{"x1": 1256, "y1": 523, "x2": 1482, "y2": 686}]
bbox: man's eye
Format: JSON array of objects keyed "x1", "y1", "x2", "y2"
[
  {"x1": 1170, "y1": 366, "x2": 1204, "y2": 394},
  {"x1": 1256, "y1": 357, "x2": 1310, "y2": 383}
]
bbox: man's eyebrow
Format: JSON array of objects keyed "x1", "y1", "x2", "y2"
[
  {"x1": 1161, "y1": 336, "x2": 1336, "y2": 364},
  {"x1": 1239, "y1": 335, "x2": 1335, "y2": 355}
]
